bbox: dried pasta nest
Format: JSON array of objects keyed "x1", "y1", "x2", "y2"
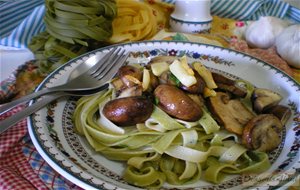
[{"x1": 109, "y1": 0, "x2": 159, "y2": 43}]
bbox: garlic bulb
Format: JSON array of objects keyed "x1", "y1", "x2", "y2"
[
  {"x1": 275, "y1": 25, "x2": 300, "y2": 68},
  {"x1": 245, "y1": 16, "x2": 289, "y2": 49}
]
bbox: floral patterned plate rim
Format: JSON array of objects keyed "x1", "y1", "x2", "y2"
[{"x1": 28, "y1": 41, "x2": 300, "y2": 190}]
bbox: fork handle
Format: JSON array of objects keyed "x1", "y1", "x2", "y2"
[
  {"x1": 0, "y1": 88, "x2": 54, "y2": 115},
  {"x1": 0, "y1": 93, "x2": 65, "y2": 134}
]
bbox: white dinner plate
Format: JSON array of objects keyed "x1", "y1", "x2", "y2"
[{"x1": 28, "y1": 41, "x2": 300, "y2": 190}]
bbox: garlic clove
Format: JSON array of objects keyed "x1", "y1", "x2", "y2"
[
  {"x1": 245, "y1": 16, "x2": 289, "y2": 49},
  {"x1": 275, "y1": 25, "x2": 300, "y2": 68}
]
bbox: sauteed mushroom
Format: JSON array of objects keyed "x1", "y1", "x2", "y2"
[
  {"x1": 216, "y1": 83, "x2": 247, "y2": 98},
  {"x1": 212, "y1": 72, "x2": 247, "y2": 98},
  {"x1": 252, "y1": 88, "x2": 282, "y2": 113},
  {"x1": 263, "y1": 105, "x2": 292, "y2": 125},
  {"x1": 158, "y1": 71, "x2": 177, "y2": 85},
  {"x1": 117, "y1": 85, "x2": 143, "y2": 98},
  {"x1": 242, "y1": 114, "x2": 283, "y2": 152},
  {"x1": 154, "y1": 84, "x2": 202, "y2": 121},
  {"x1": 118, "y1": 65, "x2": 143, "y2": 87},
  {"x1": 180, "y1": 70, "x2": 206, "y2": 94},
  {"x1": 207, "y1": 92, "x2": 254, "y2": 135},
  {"x1": 146, "y1": 70, "x2": 159, "y2": 92},
  {"x1": 212, "y1": 72, "x2": 235, "y2": 85},
  {"x1": 103, "y1": 96, "x2": 153, "y2": 126}
]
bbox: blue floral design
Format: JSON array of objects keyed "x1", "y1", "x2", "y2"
[
  {"x1": 192, "y1": 52, "x2": 201, "y2": 59},
  {"x1": 149, "y1": 50, "x2": 158, "y2": 56}
]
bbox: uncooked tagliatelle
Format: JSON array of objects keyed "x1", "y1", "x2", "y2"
[
  {"x1": 72, "y1": 55, "x2": 276, "y2": 189},
  {"x1": 109, "y1": 0, "x2": 161, "y2": 43}
]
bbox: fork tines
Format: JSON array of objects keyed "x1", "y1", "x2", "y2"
[{"x1": 90, "y1": 47, "x2": 129, "y2": 80}]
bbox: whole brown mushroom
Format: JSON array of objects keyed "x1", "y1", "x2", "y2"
[
  {"x1": 154, "y1": 84, "x2": 202, "y2": 121},
  {"x1": 103, "y1": 96, "x2": 153, "y2": 126}
]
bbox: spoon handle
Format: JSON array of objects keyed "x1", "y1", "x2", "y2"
[
  {"x1": 0, "y1": 88, "x2": 54, "y2": 115},
  {"x1": 0, "y1": 93, "x2": 65, "y2": 134}
]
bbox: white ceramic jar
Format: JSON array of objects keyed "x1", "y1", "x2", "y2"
[{"x1": 170, "y1": 0, "x2": 212, "y2": 33}]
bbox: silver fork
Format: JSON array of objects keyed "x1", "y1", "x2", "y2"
[
  {"x1": 0, "y1": 47, "x2": 129, "y2": 115},
  {"x1": 0, "y1": 47, "x2": 129, "y2": 133},
  {"x1": 0, "y1": 90, "x2": 105, "y2": 134}
]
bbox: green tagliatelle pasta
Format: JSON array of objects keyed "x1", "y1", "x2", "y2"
[
  {"x1": 45, "y1": 0, "x2": 116, "y2": 44},
  {"x1": 236, "y1": 79, "x2": 256, "y2": 110},
  {"x1": 28, "y1": 0, "x2": 117, "y2": 74},
  {"x1": 72, "y1": 87, "x2": 271, "y2": 188}
]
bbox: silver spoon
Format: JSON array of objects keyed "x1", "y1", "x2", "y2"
[
  {"x1": 0, "y1": 47, "x2": 126, "y2": 115},
  {"x1": 0, "y1": 84, "x2": 109, "y2": 134},
  {"x1": 0, "y1": 49, "x2": 129, "y2": 133}
]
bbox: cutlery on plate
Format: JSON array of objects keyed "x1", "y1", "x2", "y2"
[
  {"x1": 0, "y1": 47, "x2": 129, "y2": 115},
  {"x1": 0, "y1": 85, "x2": 109, "y2": 134},
  {"x1": 0, "y1": 47, "x2": 129, "y2": 133}
]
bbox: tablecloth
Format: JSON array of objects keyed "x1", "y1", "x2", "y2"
[{"x1": 1, "y1": 0, "x2": 300, "y2": 189}]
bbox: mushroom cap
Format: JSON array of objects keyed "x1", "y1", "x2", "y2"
[{"x1": 242, "y1": 114, "x2": 283, "y2": 152}]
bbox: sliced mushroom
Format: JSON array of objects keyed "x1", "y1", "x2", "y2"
[
  {"x1": 103, "y1": 96, "x2": 153, "y2": 126},
  {"x1": 111, "y1": 78, "x2": 124, "y2": 92},
  {"x1": 118, "y1": 85, "x2": 143, "y2": 98},
  {"x1": 207, "y1": 92, "x2": 255, "y2": 135},
  {"x1": 118, "y1": 65, "x2": 143, "y2": 87},
  {"x1": 187, "y1": 94, "x2": 205, "y2": 108},
  {"x1": 180, "y1": 70, "x2": 206, "y2": 94},
  {"x1": 263, "y1": 105, "x2": 292, "y2": 125},
  {"x1": 159, "y1": 71, "x2": 177, "y2": 85},
  {"x1": 212, "y1": 72, "x2": 247, "y2": 98},
  {"x1": 251, "y1": 88, "x2": 283, "y2": 113},
  {"x1": 242, "y1": 114, "x2": 283, "y2": 152},
  {"x1": 212, "y1": 72, "x2": 235, "y2": 85},
  {"x1": 146, "y1": 70, "x2": 159, "y2": 92},
  {"x1": 216, "y1": 83, "x2": 247, "y2": 98}
]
